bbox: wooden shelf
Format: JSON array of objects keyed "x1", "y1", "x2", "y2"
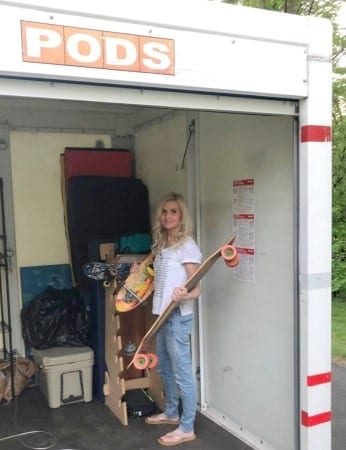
[{"x1": 103, "y1": 253, "x2": 164, "y2": 425}]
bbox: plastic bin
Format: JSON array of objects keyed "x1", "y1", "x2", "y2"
[{"x1": 32, "y1": 346, "x2": 94, "y2": 408}]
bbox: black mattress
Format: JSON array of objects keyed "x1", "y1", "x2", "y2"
[
  {"x1": 65, "y1": 175, "x2": 151, "y2": 401},
  {"x1": 66, "y1": 176, "x2": 150, "y2": 288}
]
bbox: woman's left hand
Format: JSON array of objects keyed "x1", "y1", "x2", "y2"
[{"x1": 130, "y1": 260, "x2": 140, "y2": 274}]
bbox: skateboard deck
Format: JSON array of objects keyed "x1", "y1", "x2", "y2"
[
  {"x1": 127, "y1": 236, "x2": 237, "y2": 370},
  {"x1": 115, "y1": 254, "x2": 155, "y2": 313},
  {"x1": 83, "y1": 254, "x2": 149, "y2": 288}
]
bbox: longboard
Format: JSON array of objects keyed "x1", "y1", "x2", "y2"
[
  {"x1": 115, "y1": 254, "x2": 155, "y2": 313},
  {"x1": 127, "y1": 236, "x2": 237, "y2": 370}
]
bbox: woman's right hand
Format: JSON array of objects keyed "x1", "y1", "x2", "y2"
[{"x1": 172, "y1": 286, "x2": 189, "y2": 302}]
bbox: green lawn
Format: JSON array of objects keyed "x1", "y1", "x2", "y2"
[{"x1": 332, "y1": 298, "x2": 346, "y2": 365}]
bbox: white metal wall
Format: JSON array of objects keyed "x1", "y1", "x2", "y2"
[
  {"x1": 134, "y1": 114, "x2": 188, "y2": 214},
  {"x1": 198, "y1": 112, "x2": 296, "y2": 450}
]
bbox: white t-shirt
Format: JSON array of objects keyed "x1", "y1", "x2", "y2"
[{"x1": 152, "y1": 237, "x2": 202, "y2": 316}]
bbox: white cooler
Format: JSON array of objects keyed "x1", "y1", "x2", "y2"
[{"x1": 32, "y1": 346, "x2": 94, "y2": 408}]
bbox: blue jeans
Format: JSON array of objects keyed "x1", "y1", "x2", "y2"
[{"x1": 156, "y1": 309, "x2": 196, "y2": 433}]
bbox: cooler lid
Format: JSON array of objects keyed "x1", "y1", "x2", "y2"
[{"x1": 32, "y1": 346, "x2": 94, "y2": 366}]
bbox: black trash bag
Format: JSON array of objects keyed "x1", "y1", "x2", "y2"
[{"x1": 21, "y1": 287, "x2": 89, "y2": 349}]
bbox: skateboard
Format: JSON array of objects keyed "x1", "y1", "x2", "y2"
[
  {"x1": 83, "y1": 261, "x2": 131, "y2": 287},
  {"x1": 127, "y1": 236, "x2": 238, "y2": 370},
  {"x1": 83, "y1": 254, "x2": 149, "y2": 288},
  {"x1": 115, "y1": 254, "x2": 155, "y2": 313}
]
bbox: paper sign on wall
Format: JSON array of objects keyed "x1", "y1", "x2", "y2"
[
  {"x1": 233, "y1": 178, "x2": 255, "y2": 213},
  {"x1": 233, "y1": 179, "x2": 255, "y2": 282},
  {"x1": 233, "y1": 213, "x2": 255, "y2": 248},
  {"x1": 233, "y1": 247, "x2": 255, "y2": 282}
]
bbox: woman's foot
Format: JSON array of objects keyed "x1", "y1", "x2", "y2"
[
  {"x1": 145, "y1": 413, "x2": 180, "y2": 425},
  {"x1": 158, "y1": 427, "x2": 196, "y2": 446}
]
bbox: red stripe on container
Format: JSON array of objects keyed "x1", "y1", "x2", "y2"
[
  {"x1": 301, "y1": 125, "x2": 332, "y2": 142},
  {"x1": 307, "y1": 372, "x2": 332, "y2": 386},
  {"x1": 301, "y1": 411, "x2": 332, "y2": 427}
]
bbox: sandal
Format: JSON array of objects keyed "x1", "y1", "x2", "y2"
[
  {"x1": 158, "y1": 428, "x2": 196, "y2": 446},
  {"x1": 145, "y1": 413, "x2": 180, "y2": 425}
]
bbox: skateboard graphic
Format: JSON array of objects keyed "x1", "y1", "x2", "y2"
[
  {"x1": 83, "y1": 261, "x2": 132, "y2": 287},
  {"x1": 115, "y1": 254, "x2": 155, "y2": 313},
  {"x1": 83, "y1": 254, "x2": 149, "y2": 288},
  {"x1": 127, "y1": 236, "x2": 238, "y2": 370}
]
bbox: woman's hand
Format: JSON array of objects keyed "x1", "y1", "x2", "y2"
[
  {"x1": 172, "y1": 286, "x2": 189, "y2": 302},
  {"x1": 130, "y1": 260, "x2": 140, "y2": 274}
]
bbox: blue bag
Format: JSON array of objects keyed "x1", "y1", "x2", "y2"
[{"x1": 118, "y1": 233, "x2": 152, "y2": 254}]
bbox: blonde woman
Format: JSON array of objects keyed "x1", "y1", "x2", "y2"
[{"x1": 145, "y1": 192, "x2": 202, "y2": 446}]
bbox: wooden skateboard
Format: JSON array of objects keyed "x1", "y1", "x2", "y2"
[
  {"x1": 127, "y1": 236, "x2": 238, "y2": 370},
  {"x1": 115, "y1": 254, "x2": 155, "y2": 313}
]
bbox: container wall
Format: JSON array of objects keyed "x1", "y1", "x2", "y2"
[
  {"x1": 10, "y1": 131, "x2": 112, "y2": 267},
  {"x1": 134, "y1": 113, "x2": 188, "y2": 214},
  {"x1": 198, "y1": 111, "x2": 296, "y2": 450}
]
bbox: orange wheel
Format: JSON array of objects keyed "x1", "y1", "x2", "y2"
[
  {"x1": 147, "y1": 353, "x2": 158, "y2": 369},
  {"x1": 221, "y1": 244, "x2": 237, "y2": 262},
  {"x1": 225, "y1": 253, "x2": 239, "y2": 267},
  {"x1": 133, "y1": 353, "x2": 149, "y2": 370}
]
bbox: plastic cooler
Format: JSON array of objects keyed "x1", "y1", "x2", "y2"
[{"x1": 32, "y1": 346, "x2": 94, "y2": 408}]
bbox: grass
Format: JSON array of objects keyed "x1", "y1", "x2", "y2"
[{"x1": 332, "y1": 297, "x2": 346, "y2": 366}]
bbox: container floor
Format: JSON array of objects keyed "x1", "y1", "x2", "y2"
[
  {"x1": 0, "y1": 386, "x2": 252, "y2": 450},
  {"x1": 1, "y1": 362, "x2": 345, "y2": 450}
]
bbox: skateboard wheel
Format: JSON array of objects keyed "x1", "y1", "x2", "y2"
[
  {"x1": 225, "y1": 253, "x2": 239, "y2": 267},
  {"x1": 103, "y1": 280, "x2": 111, "y2": 288},
  {"x1": 123, "y1": 341, "x2": 137, "y2": 356},
  {"x1": 133, "y1": 353, "x2": 150, "y2": 370},
  {"x1": 147, "y1": 353, "x2": 158, "y2": 369},
  {"x1": 221, "y1": 244, "x2": 237, "y2": 262}
]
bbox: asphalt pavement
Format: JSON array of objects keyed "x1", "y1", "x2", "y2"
[{"x1": 332, "y1": 362, "x2": 346, "y2": 450}]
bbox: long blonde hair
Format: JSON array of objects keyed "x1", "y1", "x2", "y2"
[{"x1": 151, "y1": 192, "x2": 194, "y2": 255}]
